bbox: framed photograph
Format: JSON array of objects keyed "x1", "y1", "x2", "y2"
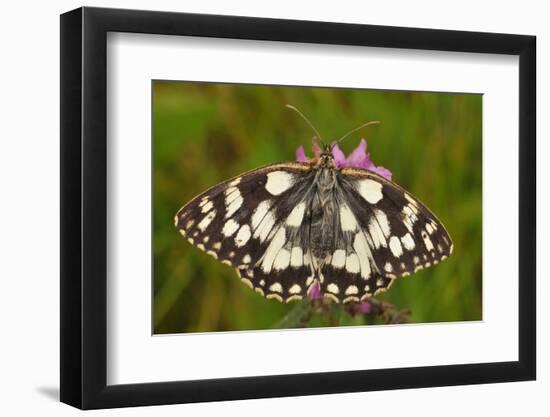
[{"x1": 60, "y1": 6, "x2": 536, "y2": 409}]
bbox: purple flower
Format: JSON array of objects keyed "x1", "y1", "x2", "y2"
[
  {"x1": 307, "y1": 281, "x2": 322, "y2": 300},
  {"x1": 359, "y1": 301, "x2": 372, "y2": 314},
  {"x1": 296, "y1": 136, "x2": 322, "y2": 163},
  {"x1": 296, "y1": 138, "x2": 392, "y2": 180},
  {"x1": 295, "y1": 146, "x2": 309, "y2": 163}
]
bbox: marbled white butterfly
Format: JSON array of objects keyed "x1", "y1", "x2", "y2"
[{"x1": 175, "y1": 109, "x2": 453, "y2": 304}]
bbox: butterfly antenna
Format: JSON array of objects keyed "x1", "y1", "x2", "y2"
[
  {"x1": 333, "y1": 120, "x2": 380, "y2": 148},
  {"x1": 285, "y1": 104, "x2": 325, "y2": 147}
]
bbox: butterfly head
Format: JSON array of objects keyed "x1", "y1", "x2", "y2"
[{"x1": 318, "y1": 145, "x2": 336, "y2": 168}]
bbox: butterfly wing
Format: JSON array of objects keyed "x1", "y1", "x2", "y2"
[
  {"x1": 175, "y1": 162, "x2": 317, "y2": 301},
  {"x1": 319, "y1": 167, "x2": 453, "y2": 302}
]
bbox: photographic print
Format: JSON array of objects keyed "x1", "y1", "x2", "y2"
[
  {"x1": 153, "y1": 80, "x2": 482, "y2": 334},
  {"x1": 60, "y1": 8, "x2": 535, "y2": 408}
]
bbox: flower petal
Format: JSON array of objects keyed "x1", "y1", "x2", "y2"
[
  {"x1": 312, "y1": 137, "x2": 322, "y2": 159},
  {"x1": 330, "y1": 143, "x2": 347, "y2": 167},
  {"x1": 369, "y1": 165, "x2": 392, "y2": 181},
  {"x1": 345, "y1": 138, "x2": 370, "y2": 168},
  {"x1": 295, "y1": 145, "x2": 309, "y2": 162},
  {"x1": 307, "y1": 281, "x2": 322, "y2": 300},
  {"x1": 359, "y1": 301, "x2": 372, "y2": 314}
]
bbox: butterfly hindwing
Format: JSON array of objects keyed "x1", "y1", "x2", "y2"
[
  {"x1": 238, "y1": 221, "x2": 315, "y2": 303},
  {"x1": 312, "y1": 183, "x2": 392, "y2": 303}
]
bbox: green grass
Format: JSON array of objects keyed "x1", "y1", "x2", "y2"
[{"x1": 152, "y1": 81, "x2": 482, "y2": 334}]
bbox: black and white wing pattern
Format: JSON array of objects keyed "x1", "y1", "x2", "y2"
[
  {"x1": 175, "y1": 162, "x2": 453, "y2": 303},
  {"x1": 317, "y1": 168, "x2": 453, "y2": 303},
  {"x1": 175, "y1": 162, "x2": 318, "y2": 302}
]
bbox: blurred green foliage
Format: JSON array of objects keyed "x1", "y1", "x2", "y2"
[{"x1": 153, "y1": 81, "x2": 482, "y2": 334}]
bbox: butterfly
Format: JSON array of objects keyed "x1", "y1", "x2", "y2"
[{"x1": 175, "y1": 109, "x2": 453, "y2": 304}]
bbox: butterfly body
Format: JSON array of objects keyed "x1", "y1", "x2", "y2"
[{"x1": 175, "y1": 147, "x2": 452, "y2": 304}]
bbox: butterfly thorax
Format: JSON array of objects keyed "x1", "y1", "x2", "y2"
[
  {"x1": 313, "y1": 151, "x2": 338, "y2": 206},
  {"x1": 310, "y1": 161, "x2": 338, "y2": 263}
]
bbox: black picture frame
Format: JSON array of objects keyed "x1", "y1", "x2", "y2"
[{"x1": 60, "y1": 6, "x2": 536, "y2": 410}]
